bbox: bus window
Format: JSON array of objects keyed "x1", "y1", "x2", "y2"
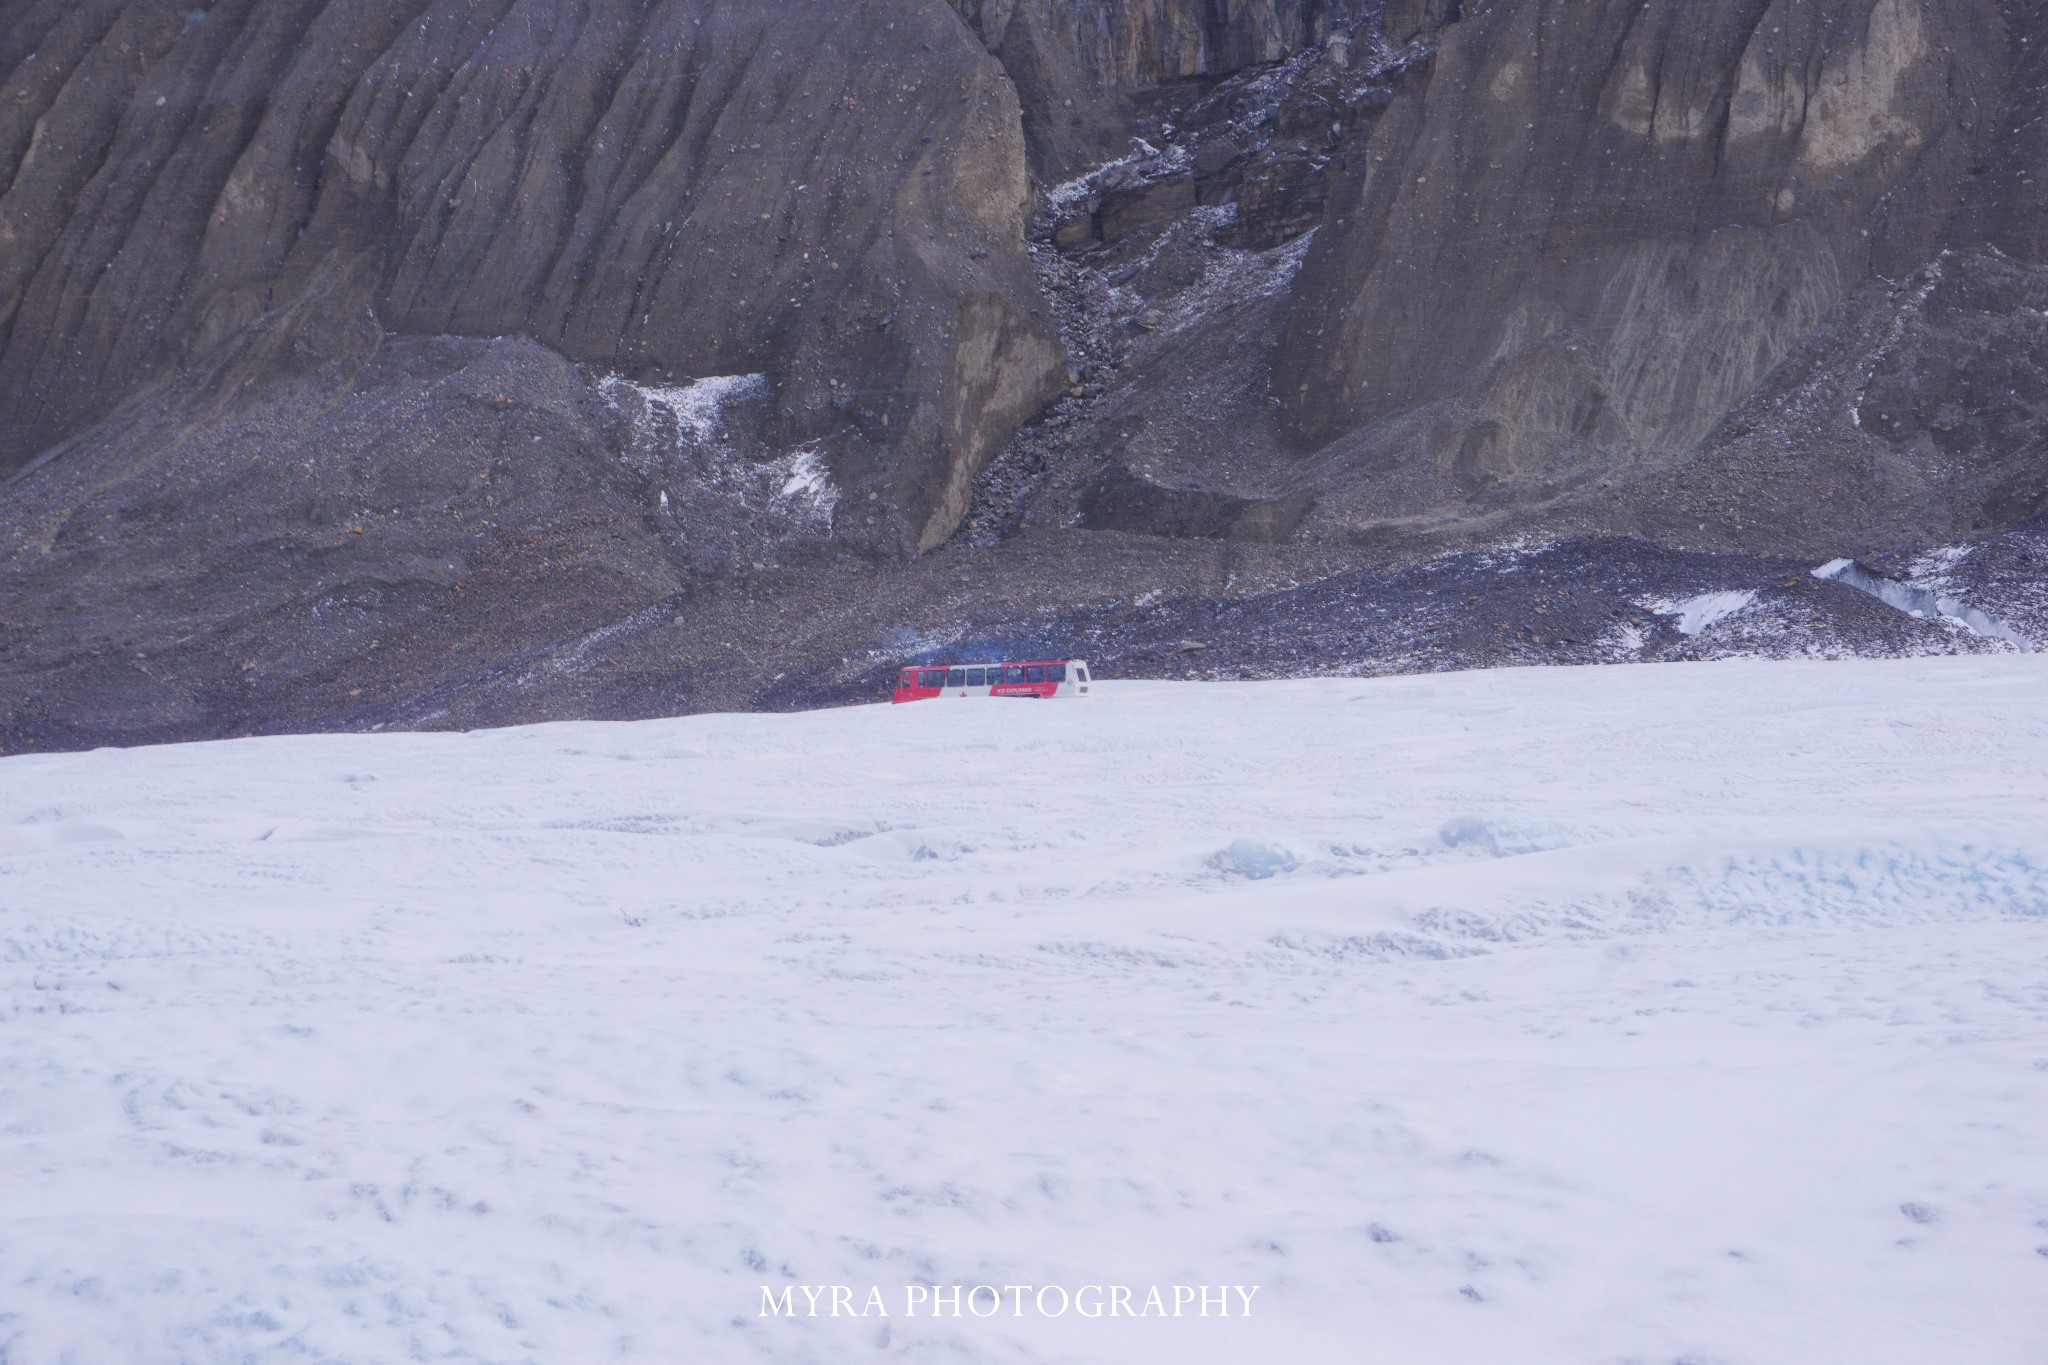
[
  {"x1": 919, "y1": 669, "x2": 946, "y2": 689},
  {"x1": 1025, "y1": 665, "x2": 1046, "y2": 683},
  {"x1": 1076, "y1": 666, "x2": 1090, "y2": 682},
  {"x1": 947, "y1": 668, "x2": 966, "y2": 687},
  {"x1": 965, "y1": 668, "x2": 986, "y2": 687},
  {"x1": 1047, "y1": 664, "x2": 1066, "y2": 682},
  {"x1": 1000, "y1": 665, "x2": 1020, "y2": 683}
]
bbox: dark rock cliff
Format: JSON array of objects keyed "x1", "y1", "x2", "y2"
[
  {"x1": 4, "y1": 0, "x2": 2046, "y2": 750},
  {"x1": 0, "y1": 0, "x2": 1063, "y2": 551},
  {"x1": 1277, "y1": 0, "x2": 2026, "y2": 544}
]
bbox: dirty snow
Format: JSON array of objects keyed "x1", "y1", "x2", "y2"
[
  {"x1": 764, "y1": 445, "x2": 840, "y2": 530},
  {"x1": 600, "y1": 372, "x2": 839, "y2": 541},
  {"x1": 1131, "y1": 215, "x2": 1314, "y2": 341},
  {"x1": 3, "y1": 657, "x2": 2047, "y2": 1364},
  {"x1": 601, "y1": 372, "x2": 767, "y2": 447},
  {"x1": 1641, "y1": 589, "x2": 1758, "y2": 636},
  {"x1": 1813, "y1": 559, "x2": 2034, "y2": 652}
]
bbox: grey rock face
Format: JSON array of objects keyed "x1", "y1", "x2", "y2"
[
  {"x1": 1635, "y1": 250, "x2": 2048, "y2": 554},
  {"x1": 6, "y1": 0, "x2": 2048, "y2": 754},
  {"x1": 0, "y1": 336, "x2": 684, "y2": 750},
  {"x1": 1279, "y1": 0, "x2": 2017, "y2": 539},
  {"x1": 0, "y1": 0, "x2": 1063, "y2": 552}
]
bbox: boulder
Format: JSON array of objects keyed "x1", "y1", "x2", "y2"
[
  {"x1": 1054, "y1": 213, "x2": 1104, "y2": 253},
  {"x1": 1100, "y1": 174, "x2": 1197, "y2": 246}
]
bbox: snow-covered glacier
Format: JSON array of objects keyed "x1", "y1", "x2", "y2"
[{"x1": 3, "y1": 657, "x2": 2046, "y2": 1364}]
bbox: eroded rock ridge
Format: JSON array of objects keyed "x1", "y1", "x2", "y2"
[{"x1": 4, "y1": 0, "x2": 2046, "y2": 749}]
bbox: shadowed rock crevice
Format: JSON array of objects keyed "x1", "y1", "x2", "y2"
[{"x1": 948, "y1": 0, "x2": 1362, "y2": 176}]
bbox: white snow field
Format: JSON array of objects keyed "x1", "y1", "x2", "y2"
[{"x1": 4, "y1": 657, "x2": 2047, "y2": 1365}]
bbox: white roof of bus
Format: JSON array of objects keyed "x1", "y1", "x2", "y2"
[{"x1": 904, "y1": 660, "x2": 1083, "y2": 669}]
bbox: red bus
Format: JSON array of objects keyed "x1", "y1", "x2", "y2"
[{"x1": 892, "y1": 659, "x2": 1094, "y2": 703}]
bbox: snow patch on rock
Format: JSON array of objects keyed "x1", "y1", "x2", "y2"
[
  {"x1": 600, "y1": 372, "x2": 766, "y2": 449},
  {"x1": 1641, "y1": 589, "x2": 1758, "y2": 635},
  {"x1": 1602, "y1": 620, "x2": 1651, "y2": 656},
  {"x1": 764, "y1": 444, "x2": 839, "y2": 530},
  {"x1": 1111, "y1": 211, "x2": 1313, "y2": 341},
  {"x1": 1813, "y1": 558, "x2": 2032, "y2": 652},
  {"x1": 599, "y1": 371, "x2": 840, "y2": 549}
]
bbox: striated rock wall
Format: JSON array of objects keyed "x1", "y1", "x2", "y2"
[
  {"x1": 1277, "y1": 0, "x2": 2010, "y2": 519},
  {"x1": 1634, "y1": 249, "x2": 2048, "y2": 554},
  {"x1": 6, "y1": 0, "x2": 2048, "y2": 753},
  {"x1": 1974, "y1": 0, "x2": 2048, "y2": 264},
  {"x1": 0, "y1": 0, "x2": 1063, "y2": 551}
]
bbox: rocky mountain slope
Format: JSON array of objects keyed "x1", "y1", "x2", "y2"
[{"x1": 3, "y1": 0, "x2": 2045, "y2": 750}]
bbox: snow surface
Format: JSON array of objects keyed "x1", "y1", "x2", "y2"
[{"x1": 4, "y1": 657, "x2": 2048, "y2": 1364}]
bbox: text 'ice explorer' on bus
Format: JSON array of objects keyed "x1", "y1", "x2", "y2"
[{"x1": 892, "y1": 659, "x2": 1093, "y2": 703}]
